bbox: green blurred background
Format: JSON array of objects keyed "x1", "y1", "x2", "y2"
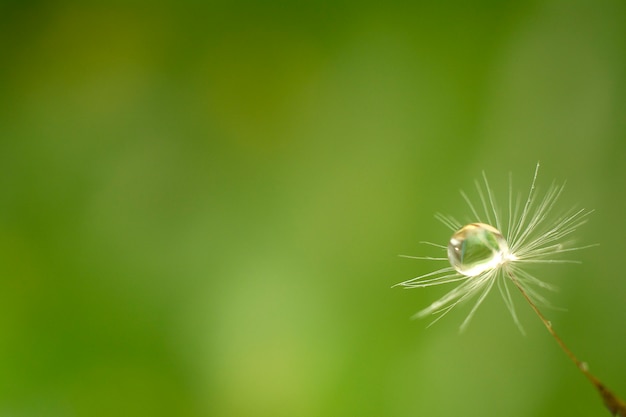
[{"x1": 1, "y1": 1, "x2": 625, "y2": 416}]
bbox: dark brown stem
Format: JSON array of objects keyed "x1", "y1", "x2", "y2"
[{"x1": 507, "y1": 271, "x2": 626, "y2": 416}]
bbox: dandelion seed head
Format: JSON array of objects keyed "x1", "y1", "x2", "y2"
[{"x1": 397, "y1": 163, "x2": 592, "y2": 332}]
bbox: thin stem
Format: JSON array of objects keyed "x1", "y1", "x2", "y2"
[{"x1": 507, "y1": 270, "x2": 626, "y2": 417}]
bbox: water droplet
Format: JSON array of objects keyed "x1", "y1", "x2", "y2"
[
  {"x1": 448, "y1": 223, "x2": 509, "y2": 276},
  {"x1": 579, "y1": 362, "x2": 589, "y2": 372}
]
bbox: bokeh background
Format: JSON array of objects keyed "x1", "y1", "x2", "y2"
[{"x1": 1, "y1": 1, "x2": 625, "y2": 416}]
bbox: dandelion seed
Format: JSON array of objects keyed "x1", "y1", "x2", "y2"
[
  {"x1": 396, "y1": 163, "x2": 626, "y2": 416},
  {"x1": 396, "y1": 162, "x2": 592, "y2": 332}
]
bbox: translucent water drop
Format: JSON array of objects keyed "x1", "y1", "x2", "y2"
[{"x1": 448, "y1": 223, "x2": 509, "y2": 276}]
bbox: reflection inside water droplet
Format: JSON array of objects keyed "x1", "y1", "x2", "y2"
[{"x1": 448, "y1": 223, "x2": 509, "y2": 276}]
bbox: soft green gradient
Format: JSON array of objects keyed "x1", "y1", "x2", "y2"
[{"x1": 1, "y1": 1, "x2": 625, "y2": 416}]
